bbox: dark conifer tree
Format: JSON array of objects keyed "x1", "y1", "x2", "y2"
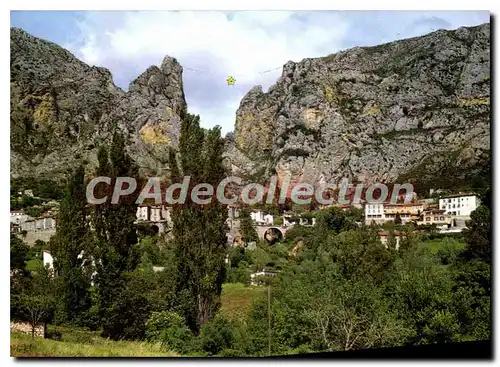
[
  {"x1": 239, "y1": 209, "x2": 258, "y2": 245},
  {"x1": 463, "y1": 205, "x2": 491, "y2": 264},
  {"x1": 169, "y1": 113, "x2": 228, "y2": 332},
  {"x1": 50, "y1": 165, "x2": 92, "y2": 324},
  {"x1": 90, "y1": 133, "x2": 140, "y2": 338}
]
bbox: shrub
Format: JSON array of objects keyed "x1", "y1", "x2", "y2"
[
  {"x1": 45, "y1": 328, "x2": 62, "y2": 341},
  {"x1": 199, "y1": 315, "x2": 235, "y2": 356},
  {"x1": 274, "y1": 216, "x2": 284, "y2": 226},
  {"x1": 436, "y1": 238, "x2": 465, "y2": 265},
  {"x1": 145, "y1": 311, "x2": 193, "y2": 352},
  {"x1": 102, "y1": 287, "x2": 151, "y2": 340}
]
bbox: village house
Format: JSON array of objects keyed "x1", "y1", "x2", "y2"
[
  {"x1": 10, "y1": 210, "x2": 32, "y2": 225},
  {"x1": 43, "y1": 250, "x2": 54, "y2": 270},
  {"x1": 384, "y1": 202, "x2": 424, "y2": 223},
  {"x1": 135, "y1": 205, "x2": 172, "y2": 233},
  {"x1": 250, "y1": 269, "x2": 277, "y2": 286},
  {"x1": 10, "y1": 223, "x2": 20, "y2": 234},
  {"x1": 378, "y1": 231, "x2": 403, "y2": 249},
  {"x1": 364, "y1": 202, "x2": 424, "y2": 225},
  {"x1": 250, "y1": 211, "x2": 274, "y2": 226},
  {"x1": 298, "y1": 217, "x2": 316, "y2": 226},
  {"x1": 416, "y1": 209, "x2": 453, "y2": 228},
  {"x1": 282, "y1": 213, "x2": 316, "y2": 227},
  {"x1": 20, "y1": 216, "x2": 56, "y2": 232},
  {"x1": 364, "y1": 203, "x2": 385, "y2": 224},
  {"x1": 438, "y1": 193, "x2": 480, "y2": 217},
  {"x1": 136, "y1": 205, "x2": 171, "y2": 222},
  {"x1": 226, "y1": 205, "x2": 240, "y2": 230},
  {"x1": 227, "y1": 205, "x2": 240, "y2": 220},
  {"x1": 136, "y1": 206, "x2": 149, "y2": 221},
  {"x1": 337, "y1": 204, "x2": 355, "y2": 211}
]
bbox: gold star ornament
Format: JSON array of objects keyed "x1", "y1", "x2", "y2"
[{"x1": 226, "y1": 76, "x2": 236, "y2": 86}]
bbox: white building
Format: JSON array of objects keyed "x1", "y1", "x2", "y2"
[
  {"x1": 364, "y1": 203, "x2": 385, "y2": 224},
  {"x1": 20, "y1": 217, "x2": 56, "y2": 232},
  {"x1": 150, "y1": 206, "x2": 164, "y2": 222},
  {"x1": 136, "y1": 206, "x2": 149, "y2": 221},
  {"x1": 378, "y1": 231, "x2": 402, "y2": 250},
  {"x1": 439, "y1": 194, "x2": 480, "y2": 217},
  {"x1": 136, "y1": 205, "x2": 171, "y2": 223},
  {"x1": 42, "y1": 250, "x2": 54, "y2": 270},
  {"x1": 384, "y1": 203, "x2": 424, "y2": 223},
  {"x1": 365, "y1": 201, "x2": 426, "y2": 225},
  {"x1": 10, "y1": 211, "x2": 32, "y2": 225},
  {"x1": 250, "y1": 270, "x2": 277, "y2": 286},
  {"x1": 227, "y1": 206, "x2": 240, "y2": 219},
  {"x1": 251, "y1": 211, "x2": 274, "y2": 225}
]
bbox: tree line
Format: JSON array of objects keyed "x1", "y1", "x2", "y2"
[{"x1": 10, "y1": 111, "x2": 491, "y2": 356}]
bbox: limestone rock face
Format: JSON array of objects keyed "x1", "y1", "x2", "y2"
[
  {"x1": 11, "y1": 23, "x2": 491, "y2": 193},
  {"x1": 10, "y1": 28, "x2": 186, "y2": 180},
  {"x1": 112, "y1": 56, "x2": 187, "y2": 176},
  {"x1": 229, "y1": 23, "x2": 491, "y2": 190}
]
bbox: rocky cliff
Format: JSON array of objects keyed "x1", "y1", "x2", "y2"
[
  {"x1": 229, "y1": 23, "x2": 490, "y2": 191},
  {"x1": 11, "y1": 24, "x2": 491, "y2": 192},
  {"x1": 10, "y1": 27, "x2": 186, "y2": 181}
]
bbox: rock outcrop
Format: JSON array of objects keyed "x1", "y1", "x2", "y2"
[
  {"x1": 10, "y1": 27, "x2": 186, "y2": 181},
  {"x1": 11, "y1": 23, "x2": 491, "y2": 193},
  {"x1": 229, "y1": 23, "x2": 491, "y2": 191}
]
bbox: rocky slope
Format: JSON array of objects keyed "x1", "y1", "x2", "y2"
[
  {"x1": 229, "y1": 23, "x2": 490, "y2": 191},
  {"x1": 11, "y1": 24, "x2": 490, "y2": 193},
  {"x1": 11, "y1": 27, "x2": 186, "y2": 181}
]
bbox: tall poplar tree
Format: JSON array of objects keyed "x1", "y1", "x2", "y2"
[
  {"x1": 239, "y1": 209, "x2": 258, "y2": 245},
  {"x1": 169, "y1": 113, "x2": 228, "y2": 332},
  {"x1": 50, "y1": 165, "x2": 92, "y2": 324},
  {"x1": 90, "y1": 133, "x2": 140, "y2": 338}
]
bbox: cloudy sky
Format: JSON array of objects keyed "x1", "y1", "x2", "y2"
[{"x1": 11, "y1": 11, "x2": 489, "y2": 134}]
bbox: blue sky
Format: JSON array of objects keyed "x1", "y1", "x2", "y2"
[{"x1": 11, "y1": 11, "x2": 490, "y2": 134}]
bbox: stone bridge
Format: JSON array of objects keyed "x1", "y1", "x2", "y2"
[{"x1": 255, "y1": 225, "x2": 293, "y2": 242}]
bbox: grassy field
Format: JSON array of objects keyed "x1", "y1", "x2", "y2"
[
  {"x1": 220, "y1": 283, "x2": 267, "y2": 322},
  {"x1": 11, "y1": 283, "x2": 266, "y2": 357},
  {"x1": 11, "y1": 327, "x2": 177, "y2": 357},
  {"x1": 418, "y1": 237, "x2": 466, "y2": 254}
]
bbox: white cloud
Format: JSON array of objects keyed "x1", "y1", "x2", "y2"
[{"x1": 66, "y1": 11, "x2": 349, "y2": 133}]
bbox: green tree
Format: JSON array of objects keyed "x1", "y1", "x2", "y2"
[
  {"x1": 451, "y1": 260, "x2": 491, "y2": 341},
  {"x1": 239, "y1": 209, "x2": 258, "y2": 245},
  {"x1": 387, "y1": 246, "x2": 464, "y2": 344},
  {"x1": 50, "y1": 165, "x2": 92, "y2": 325},
  {"x1": 198, "y1": 314, "x2": 235, "y2": 355},
  {"x1": 399, "y1": 224, "x2": 416, "y2": 251},
  {"x1": 15, "y1": 266, "x2": 56, "y2": 339},
  {"x1": 273, "y1": 216, "x2": 284, "y2": 226},
  {"x1": 249, "y1": 247, "x2": 272, "y2": 272},
  {"x1": 316, "y1": 206, "x2": 358, "y2": 234},
  {"x1": 90, "y1": 133, "x2": 140, "y2": 338},
  {"x1": 304, "y1": 280, "x2": 411, "y2": 351},
  {"x1": 463, "y1": 205, "x2": 491, "y2": 264},
  {"x1": 394, "y1": 212, "x2": 402, "y2": 225},
  {"x1": 145, "y1": 311, "x2": 193, "y2": 352},
  {"x1": 325, "y1": 228, "x2": 392, "y2": 282},
  {"x1": 169, "y1": 114, "x2": 228, "y2": 332},
  {"x1": 136, "y1": 236, "x2": 162, "y2": 266},
  {"x1": 10, "y1": 235, "x2": 31, "y2": 320},
  {"x1": 385, "y1": 221, "x2": 398, "y2": 251},
  {"x1": 27, "y1": 240, "x2": 48, "y2": 261},
  {"x1": 10, "y1": 234, "x2": 29, "y2": 272},
  {"x1": 453, "y1": 200, "x2": 491, "y2": 341}
]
